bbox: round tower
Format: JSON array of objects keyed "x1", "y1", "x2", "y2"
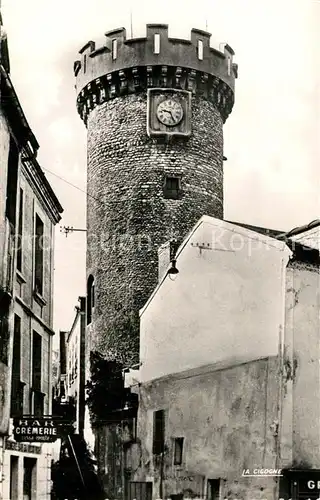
[{"x1": 74, "y1": 24, "x2": 237, "y2": 365}]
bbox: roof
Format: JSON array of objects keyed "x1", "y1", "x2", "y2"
[
  {"x1": 228, "y1": 220, "x2": 319, "y2": 266},
  {"x1": 285, "y1": 219, "x2": 320, "y2": 238},
  {"x1": 140, "y1": 215, "x2": 292, "y2": 317}
]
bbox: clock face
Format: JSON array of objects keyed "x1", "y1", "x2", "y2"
[{"x1": 156, "y1": 99, "x2": 184, "y2": 127}]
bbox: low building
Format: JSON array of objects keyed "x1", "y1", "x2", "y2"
[
  {"x1": 124, "y1": 216, "x2": 320, "y2": 500},
  {"x1": 54, "y1": 298, "x2": 86, "y2": 436},
  {"x1": 0, "y1": 13, "x2": 63, "y2": 500}
]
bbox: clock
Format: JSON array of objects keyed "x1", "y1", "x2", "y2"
[{"x1": 156, "y1": 99, "x2": 184, "y2": 127}]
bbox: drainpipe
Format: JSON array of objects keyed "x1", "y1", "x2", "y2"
[
  {"x1": 273, "y1": 249, "x2": 292, "y2": 499},
  {"x1": 78, "y1": 296, "x2": 86, "y2": 438}
]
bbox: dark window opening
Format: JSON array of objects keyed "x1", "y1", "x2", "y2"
[
  {"x1": 17, "y1": 188, "x2": 23, "y2": 272},
  {"x1": 34, "y1": 214, "x2": 44, "y2": 296},
  {"x1": 129, "y1": 482, "x2": 153, "y2": 500},
  {"x1": 173, "y1": 437, "x2": 184, "y2": 465},
  {"x1": 207, "y1": 479, "x2": 220, "y2": 500},
  {"x1": 87, "y1": 275, "x2": 95, "y2": 325},
  {"x1": 33, "y1": 390, "x2": 44, "y2": 417},
  {"x1": 5, "y1": 136, "x2": 19, "y2": 231},
  {"x1": 11, "y1": 315, "x2": 24, "y2": 417},
  {"x1": 0, "y1": 303, "x2": 10, "y2": 365},
  {"x1": 23, "y1": 458, "x2": 37, "y2": 500},
  {"x1": 163, "y1": 176, "x2": 181, "y2": 200},
  {"x1": 153, "y1": 409, "x2": 165, "y2": 455},
  {"x1": 10, "y1": 455, "x2": 19, "y2": 500},
  {"x1": 32, "y1": 331, "x2": 42, "y2": 392}
]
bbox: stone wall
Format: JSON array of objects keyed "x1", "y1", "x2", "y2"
[
  {"x1": 280, "y1": 261, "x2": 320, "y2": 469},
  {"x1": 130, "y1": 357, "x2": 280, "y2": 500},
  {"x1": 86, "y1": 93, "x2": 224, "y2": 364}
]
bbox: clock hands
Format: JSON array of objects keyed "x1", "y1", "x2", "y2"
[{"x1": 156, "y1": 99, "x2": 183, "y2": 126}]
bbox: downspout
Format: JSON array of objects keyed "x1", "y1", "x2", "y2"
[
  {"x1": 78, "y1": 296, "x2": 86, "y2": 438},
  {"x1": 159, "y1": 448, "x2": 164, "y2": 499},
  {"x1": 273, "y1": 248, "x2": 292, "y2": 499}
]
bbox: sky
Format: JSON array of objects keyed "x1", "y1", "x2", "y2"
[{"x1": 1, "y1": 0, "x2": 319, "y2": 337}]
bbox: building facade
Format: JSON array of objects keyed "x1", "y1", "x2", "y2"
[
  {"x1": 54, "y1": 297, "x2": 86, "y2": 437},
  {"x1": 0, "y1": 16, "x2": 63, "y2": 500},
  {"x1": 124, "y1": 216, "x2": 320, "y2": 500},
  {"x1": 74, "y1": 24, "x2": 238, "y2": 366}
]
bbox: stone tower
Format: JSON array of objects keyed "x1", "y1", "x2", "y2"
[{"x1": 74, "y1": 24, "x2": 237, "y2": 366}]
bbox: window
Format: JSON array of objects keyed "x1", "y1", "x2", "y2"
[
  {"x1": 129, "y1": 482, "x2": 153, "y2": 500},
  {"x1": 23, "y1": 458, "x2": 37, "y2": 500},
  {"x1": 0, "y1": 306, "x2": 9, "y2": 365},
  {"x1": 154, "y1": 34, "x2": 160, "y2": 54},
  {"x1": 207, "y1": 479, "x2": 220, "y2": 500},
  {"x1": 87, "y1": 275, "x2": 95, "y2": 325},
  {"x1": 227, "y1": 57, "x2": 231, "y2": 76},
  {"x1": 153, "y1": 409, "x2": 165, "y2": 455},
  {"x1": 17, "y1": 188, "x2": 24, "y2": 272},
  {"x1": 112, "y1": 39, "x2": 117, "y2": 60},
  {"x1": 163, "y1": 177, "x2": 181, "y2": 200},
  {"x1": 10, "y1": 455, "x2": 19, "y2": 500},
  {"x1": 32, "y1": 331, "x2": 42, "y2": 391},
  {"x1": 5, "y1": 136, "x2": 19, "y2": 230},
  {"x1": 173, "y1": 437, "x2": 184, "y2": 465},
  {"x1": 11, "y1": 315, "x2": 24, "y2": 417},
  {"x1": 198, "y1": 40, "x2": 203, "y2": 60},
  {"x1": 34, "y1": 214, "x2": 44, "y2": 296}
]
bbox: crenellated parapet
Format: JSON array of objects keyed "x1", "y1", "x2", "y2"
[{"x1": 74, "y1": 24, "x2": 238, "y2": 125}]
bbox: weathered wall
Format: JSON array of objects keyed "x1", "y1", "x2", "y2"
[
  {"x1": 87, "y1": 95, "x2": 224, "y2": 364},
  {"x1": 131, "y1": 357, "x2": 280, "y2": 500},
  {"x1": 14, "y1": 168, "x2": 54, "y2": 327},
  {"x1": 0, "y1": 109, "x2": 13, "y2": 436},
  {"x1": 0, "y1": 108, "x2": 10, "y2": 288},
  {"x1": 139, "y1": 217, "x2": 291, "y2": 382},
  {"x1": 280, "y1": 261, "x2": 320, "y2": 468}
]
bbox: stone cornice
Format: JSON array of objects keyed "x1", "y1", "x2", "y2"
[
  {"x1": 77, "y1": 65, "x2": 234, "y2": 126},
  {"x1": 21, "y1": 154, "x2": 63, "y2": 225}
]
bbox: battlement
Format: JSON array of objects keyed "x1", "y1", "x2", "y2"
[{"x1": 74, "y1": 24, "x2": 238, "y2": 124}]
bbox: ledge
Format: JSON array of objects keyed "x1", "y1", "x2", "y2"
[
  {"x1": 79, "y1": 40, "x2": 95, "y2": 54},
  {"x1": 191, "y1": 28, "x2": 212, "y2": 38},
  {"x1": 33, "y1": 290, "x2": 47, "y2": 307},
  {"x1": 16, "y1": 270, "x2": 26, "y2": 284},
  {"x1": 105, "y1": 27, "x2": 126, "y2": 37},
  {"x1": 168, "y1": 38, "x2": 191, "y2": 45},
  {"x1": 146, "y1": 23, "x2": 169, "y2": 29},
  {"x1": 15, "y1": 296, "x2": 54, "y2": 336},
  {"x1": 124, "y1": 37, "x2": 147, "y2": 45},
  {"x1": 90, "y1": 46, "x2": 109, "y2": 57}
]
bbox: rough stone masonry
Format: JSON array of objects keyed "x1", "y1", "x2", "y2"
[{"x1": 74, "y1": 24, "x2": 237, "y2": 365}]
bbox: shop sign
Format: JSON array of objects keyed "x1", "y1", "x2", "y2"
[
  {"x1": 5, "y1": 440, "x2": 42, "y2": 454},
  {"x1": 13, "y1": 417, "x2": 60, "y2": 443}
]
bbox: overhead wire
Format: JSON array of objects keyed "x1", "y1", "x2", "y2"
[{"x1": 42, "y1": 166, "x2": 109, "y2": 211}]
